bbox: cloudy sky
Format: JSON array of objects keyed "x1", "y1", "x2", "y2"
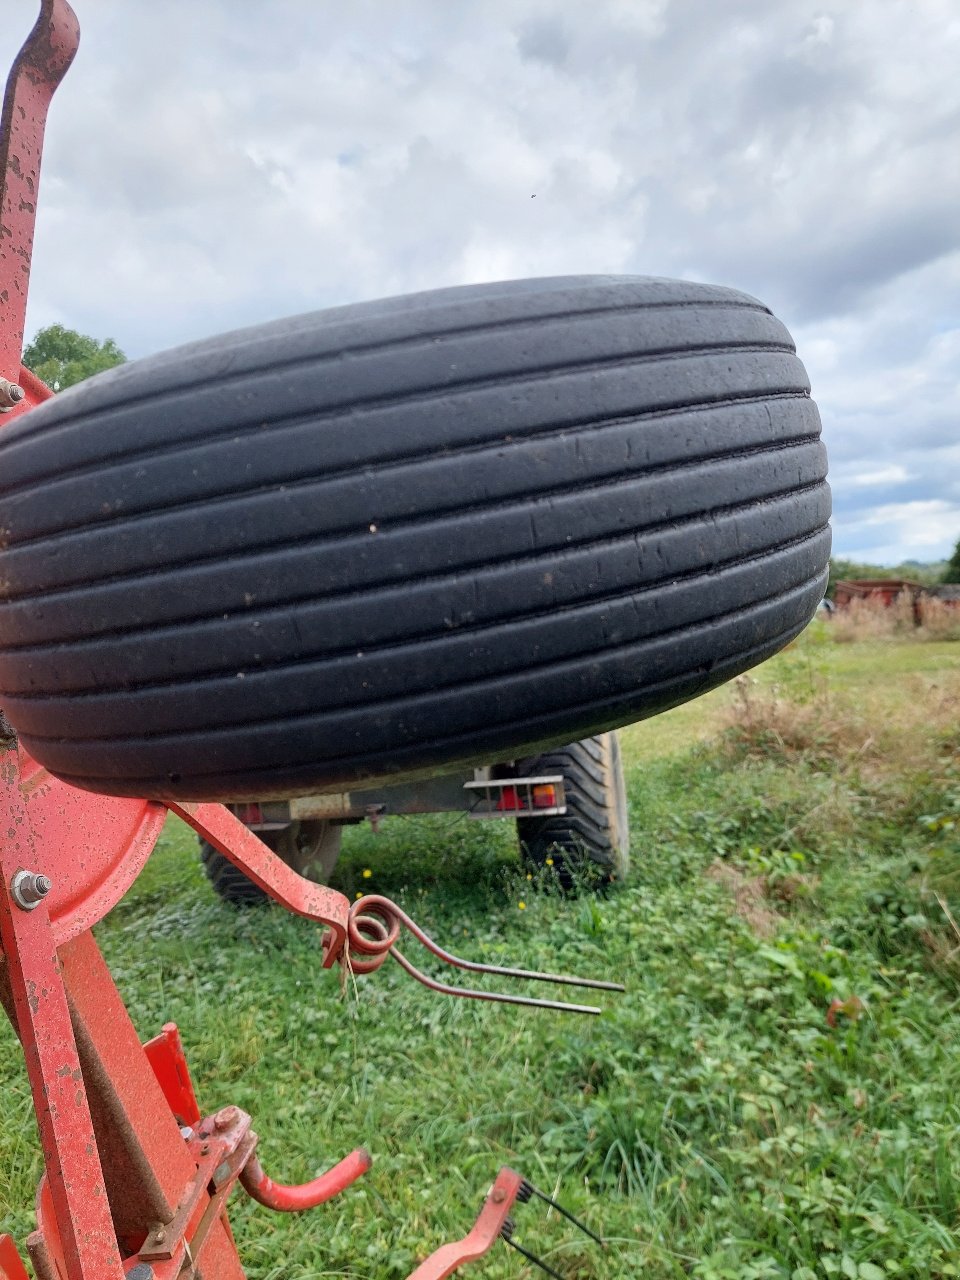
[{"x1": 5, "y1": 0, "x2": 958, "y2": 566}]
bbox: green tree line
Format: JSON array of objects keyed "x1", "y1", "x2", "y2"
[
  {"x1": 828, "y1": 548, "x2": 959, "y2": 594},
  {"x1": 22, "y1": 323, "x2": 125, "y2": 391}
]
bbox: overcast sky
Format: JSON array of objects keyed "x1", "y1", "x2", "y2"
[{"x1": 5, "y1": 0, "x2": 959, "y2": 566}]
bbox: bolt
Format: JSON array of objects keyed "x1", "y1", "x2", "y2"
[
  {"x1": 213, "y1": 1161, "x2": 232, "y2": 1187},
  {"x1": 492, "y1": 1188, "x2": 506, "y2": 1204},
  {"x1": 10, "y1": 870, "x2": 53, "y2": 911},
  {"x1": 0, "y1": 378, "x2": 25, "y2": 411},
  {"x1": 179, "y1": 1125, "x2": 194, "y2": 1140},
  {"x1": 214, "y1": 1105, "x2": 240, "y2": 1132},
  {"x1": 127, "y1": 1267, "x2": 154, "y2": 1280}
]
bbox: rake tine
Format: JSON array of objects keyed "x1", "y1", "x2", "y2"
[
  {"x1": 520, "y1": 1179, "x2": 605, "y2": 1246},
  {"x1": 500, "y1": 1229, "x2": 567, "y2": 1280},
  {"x1": 390, "y1": 947, "x2": 604, "y2": 1015}
]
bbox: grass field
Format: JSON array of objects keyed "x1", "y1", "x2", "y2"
[{"x1": 2, "y1": 625, "x2": 959, "y2": 1278}]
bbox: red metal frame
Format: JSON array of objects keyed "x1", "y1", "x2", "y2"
[{"x1": 1, "y1": 7, "x2": 614, "y2": 1276}]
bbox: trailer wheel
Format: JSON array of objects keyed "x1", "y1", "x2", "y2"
[
  {"x1": 516, "y1": 733, "x2": 629, "y2": 889},
  {"x1": 200, "y1": 820, "x2": 342, "y2": 906},
  {"x1": 0, "y1": 275, "x2": 830, "y2": 800}
]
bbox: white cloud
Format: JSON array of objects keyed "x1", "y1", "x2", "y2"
[{"x1": 842, "y1": 465, "x2": 913, "y2": 489}]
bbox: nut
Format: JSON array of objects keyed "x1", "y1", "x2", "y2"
[{"x1": 10, "y1": 870, "x2": 53, "y2": 911}]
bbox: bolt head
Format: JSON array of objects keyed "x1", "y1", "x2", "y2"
[{"x1": 214, "y1": 1104, "x2": 240, "y2": 1131}]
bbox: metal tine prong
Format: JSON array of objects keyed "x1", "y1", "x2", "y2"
[
  {"x1": 347, "y1": 894, "x2": 625, "y2": 1015},
  {"x1": 520, "y1": 1178, "x2": 605, "y2": 1247},
  {"x1": 499, "y1": 1231, "x2": 567, "y2": 1280}
]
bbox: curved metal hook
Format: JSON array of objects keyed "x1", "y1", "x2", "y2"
[{"x1": 0, "y1": 1, "x2": 81, "y2": 382}]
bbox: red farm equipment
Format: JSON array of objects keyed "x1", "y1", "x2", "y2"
[{"x1": 0, "y1": 4, "x2": 830, "y2": 1277}]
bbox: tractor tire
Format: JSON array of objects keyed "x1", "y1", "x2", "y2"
[
  {"x1": 0, "y1": 275, "x2": 830, "y2": 801},
  {"x1": 200, "y1": 820, "x2": 342, "y2": 906},
  {"x1": 517, "y1": 732, "x2": 629, "y2": 888}
]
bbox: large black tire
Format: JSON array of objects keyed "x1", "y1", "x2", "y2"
[
  {"x1": 0, "y1": 275, "x2": 830, "y2": 800},
  {"x1": 200, "y1": 820, "x2": 342, "y2": 905},
  {"x1": 517, "y1": 732, "x2": 630, "y2": 888}
]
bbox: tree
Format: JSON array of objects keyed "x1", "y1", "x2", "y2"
[
  {"x1": 22, "y1": 324, "x2": 126, "y2": 391},
  {"x1": 943, "y1": 537, "x2": 960, "y2": 585}
]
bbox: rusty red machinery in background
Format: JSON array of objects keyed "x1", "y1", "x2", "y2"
[{"x1": 0, "y1": 5, "x2": 621, "y2": 1278}]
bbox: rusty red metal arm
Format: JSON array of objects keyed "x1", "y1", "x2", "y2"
[
  {"x1": 239, "y1": 1147, "x2": 371, "y2": 1212},
  {"x1": 167, "y1": 801, "x2": 350, "y2": 965},
  {"x1": 406, "y1": 1168, "x2": 523, "y2": 1280},
  {"x1": 0, "y1": 0, "x2": 80, "y2": 387}
]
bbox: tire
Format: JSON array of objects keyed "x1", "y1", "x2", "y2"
[
  {"x1": 517, "y1": 732, "x2": 630, "y2": 888},
  {"x1": 200, "y1": 820, "x2": 342, "y2": 906},
  {"x1": 0, "y1": 275, "x2": 830, "y2": 800}
]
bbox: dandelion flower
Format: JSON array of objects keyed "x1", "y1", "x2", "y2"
[
  {"x1": 362, "y1": 868, "x2": 373, "y2": 879},
  {"x1": 518, "y1": 901, "x2": 526, "y2": 911},
  {"x1": 545, "y1": 857, "x2": 554, "y2": 867}
]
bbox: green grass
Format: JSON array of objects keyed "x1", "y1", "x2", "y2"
[{"x1": 2, "y1": 630, "x2": 960, "y2": 1278}]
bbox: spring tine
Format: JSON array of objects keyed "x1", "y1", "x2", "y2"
[
  {"x1": 390, "y1": 947, "x2": 604, "y2": 1015},
  {"x1": 350, "y1": 895, "x2": 624, "y2": 994},
  {"x1": 500, "y1": 1232, "x2": 567, "y2": 1280},
  {"x1": 520, "y1": 1180, "x2": 605, "y2": 1246}
]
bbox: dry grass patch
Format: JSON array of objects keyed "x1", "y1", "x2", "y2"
[
  {"x1": 829, "y1": 593, "x2": 960, "y2": 644},
  {"x1": 706, "y1": 861, "x2": 818, "y2": 938},
  {"x1": 705, "y1": 861, "x2": 781, "y2": 937},
  {"x1": 719, "y1": 666, "x2": 960, "y2": 790}
]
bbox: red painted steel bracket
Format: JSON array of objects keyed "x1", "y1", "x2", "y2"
[
  {"x1": 0, "y1": 0, "x2": 79, "y2": 401},
  {"x1": 168, "y1": 802, "x2": 350, "y2": 964},
  {"x1": 408, "y1": 1169, "x2": 605, "y2": 1280},
  {"x1": 0, "y1": 1236, "x2": 30, "y2": 1280},
  {"x1": 408, "y1": 1168, "x2": 525, "y2": 1280},
  {"x1": 143, "y1": 1023, "x2": 203, "y2": 1129}
]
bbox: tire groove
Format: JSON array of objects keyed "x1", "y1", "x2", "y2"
[
  {"x1": 0, "y1": 478, "x2": 829, "y2": 643},
  {"x1": 0, "y1": 293, "x2": 774, "y2": 457},
  {"x1": 3, "y1": 525, "x2": 829, "y2": 706},
  {"x1": 0, "y1": 390, "x2": 817, "y2": 550},
  {"x1": 0, "y1": 340, "x2": 800, "y2": 502},
  {"x1": 0, "y1": 434, "x2": 825, "y2": 596},
  {"x1": 17, "y1": 563, "x2": 827, "y2": 751}
]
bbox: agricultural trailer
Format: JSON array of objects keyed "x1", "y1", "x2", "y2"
[
  {"x1": 0, "y1": 3, "x2": 831, "y2": 1277},
  {"x1": 200, "y1": 730, "x2": 630, "y2": 903}
]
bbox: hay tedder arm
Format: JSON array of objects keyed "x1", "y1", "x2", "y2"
[{"x1": 0, "y1": 6, "x2": 620, "y2": 1277}]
